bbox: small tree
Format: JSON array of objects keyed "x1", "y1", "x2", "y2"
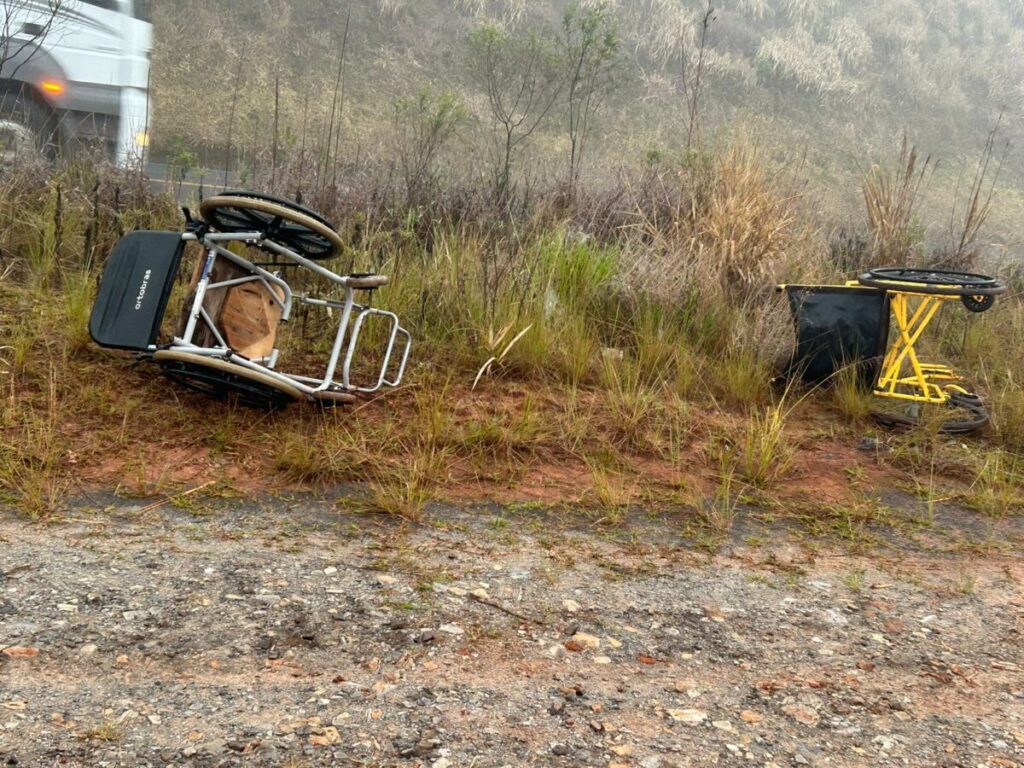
[
  {"x1": 166, "y1": 135, "x2": 200, "y2": 199},
  {"x1": 559, "y1": 0, "x2": 622, "y2": 187},
  {"x1": 680, "y1": 2, "x2": 716, "y2": 152},
  {"x1": 0, "y1": 0, "x2": 65, "y2": 78},
  {"x1": 466, "y1": 23, "x2": 561, "y2": 202},
  {"x1": 392, "y1": 86, "x2": 466, "y2": 207}
]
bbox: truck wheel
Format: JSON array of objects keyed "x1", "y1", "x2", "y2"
[{"x1": 0, "y1": 88, "x2": 58, "y2": 164}]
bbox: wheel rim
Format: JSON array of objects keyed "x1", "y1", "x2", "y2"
[
  {"x1": 869, "y1": 267, "x2": 999, "y2": 286},
  {"x1": 219, "y1": 190, "x2": 335, "y2": 229},
  {"x1": 871, "y1": 393, "x2": 989, "y2": 434},
  {"x1": 154, "y1": 350, "x2": 302, "y2": 410},
  {"x1": 160, "y1": 360, "x2": 294, "y2": 410},
  {"x1": 858, "y1": 267, "x2": 1005, "y2": 297}
]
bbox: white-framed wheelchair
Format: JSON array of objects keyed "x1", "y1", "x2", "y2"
[{"x1": 88, "y1": 191, "x2": 411, "y2": 409}]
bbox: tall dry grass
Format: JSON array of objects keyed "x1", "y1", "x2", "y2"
[
  {"x1": 622, "y1": 143, "x2": 825, "y2": 303},
  {"x1": 1, "y1": 135, "x2": 1022, "y2": 521},
  {"x1": 862, "y1": 138, "x2": 931, "y2": 269}
]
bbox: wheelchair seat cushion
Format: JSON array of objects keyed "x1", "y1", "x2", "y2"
[
  {"x1": 218, "y1": 279, "x2": 286, "y2": 360},
  {"x1": 89, "y1": 231, "x2": 185, "y2": 351}
]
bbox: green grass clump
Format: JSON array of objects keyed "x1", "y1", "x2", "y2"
[{"x1": 738, "y1": 405, "x2": 795, "y2": 488}]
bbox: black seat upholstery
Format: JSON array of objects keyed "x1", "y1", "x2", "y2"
[{"x1": 89, "y1": 231, "x2": 185, "y2": 351}]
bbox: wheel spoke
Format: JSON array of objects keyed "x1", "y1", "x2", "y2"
[
  {"x1": 201, "y1": 195, "x2": 342, "y2": 261},
  {"x1": 214, "y1": 209, "x2": 253, "y2": 229}
]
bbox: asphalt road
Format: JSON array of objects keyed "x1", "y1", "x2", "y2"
[{"x1": 144, "y1": 160, "x2": 236, "y2": 203}]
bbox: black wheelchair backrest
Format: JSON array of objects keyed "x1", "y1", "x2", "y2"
[
  {"x1": 89, "y1": 231, "x2": 185, "y2": 351},
  {"x1": 782, "y1": 284, "x2": 890, "y2": 386}
]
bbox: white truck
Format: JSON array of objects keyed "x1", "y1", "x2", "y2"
[{"x1": 0, "y1": 0, "x2": 152, "y2": 166}]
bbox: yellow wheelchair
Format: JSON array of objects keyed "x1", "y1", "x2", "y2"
[{"x1": 781, "y1": 267, "x2": 1006, "y2": 433}]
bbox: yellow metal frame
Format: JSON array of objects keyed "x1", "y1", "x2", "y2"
[
  {"x1": 875, "y1": 292, "x2": 967, "y2": 404},
  {"x1": 843, "y1": 279, "x2": 973, "y2": 405}
]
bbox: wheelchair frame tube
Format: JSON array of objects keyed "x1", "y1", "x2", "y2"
[
  {"x1": 178, "y1": 234, "x2": 294, "y2": 345},
  {"x1": 171, "y1": 230, "x2": 411, "y2": 398},
  {"x1": 318, "y1": 286, "x2": 356, "y2": 393},
  {"x1": 180, "y1": 248, "x2": 217, "y2": 344},
  {"x1": 874, "y1": 292, "x2": 953, "y2": 405}
]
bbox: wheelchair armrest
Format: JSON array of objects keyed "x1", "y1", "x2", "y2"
[{"x1": 346, "y1": 274, "x2": 389, "y2": 289}]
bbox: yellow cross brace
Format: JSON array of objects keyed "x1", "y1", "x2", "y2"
[{"x1": 874, "y1": 291, "x2": 962, "y2": 404}]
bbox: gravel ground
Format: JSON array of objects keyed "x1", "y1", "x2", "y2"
[{"x1": 1, "y1": 493, "x2": 1023, "y2": 768}]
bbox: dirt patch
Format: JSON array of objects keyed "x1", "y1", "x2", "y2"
[{"x1": 46, "y1": 375, "x2": 910, "y2": 518}]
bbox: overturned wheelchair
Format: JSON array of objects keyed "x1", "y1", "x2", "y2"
[
  {"x1": 89, "y1": 192, "x2": 411, "y2": 408},
  {"x1": 781, "y1": 267, "x2": 1006, "y2": 434}
]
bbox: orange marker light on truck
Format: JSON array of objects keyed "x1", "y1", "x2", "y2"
[{"x1": 41, "y1": 80, "x2": 64, "y2": 95}]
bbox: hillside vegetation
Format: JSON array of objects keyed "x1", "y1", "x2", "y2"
[{"x1": 151, "y1": 0, "x2": 1024, "y2": 239}]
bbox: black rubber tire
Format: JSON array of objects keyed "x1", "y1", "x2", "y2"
[
  {"x1": 0, "y1": 87, "x2": 59, "y2": 163},
  {"x1": 199, "y1": 192, "x2": 344, "y2": 261},
  {"x1": 858, "y1": 267, "x2": 1005, "y2": 297},
  {"x1": 871, "y1": 392, "x2": 990, "y2": 434},
  {"x1": 159, "y1": 359, "x2": 297, "y2": 410},
  {"x1": 961, "y1": 294, "x2": 996, "y2": 313}
]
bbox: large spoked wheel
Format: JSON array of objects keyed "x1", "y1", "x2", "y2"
[
  {"x1": 857, "y1": 267, "x2": 1006, "y2": 298},
  {"x1": 154, "y1": 350, "x2": 302, "y2": 410},
  {"x1": 871, "y1": 392, "x2": 990, "y2": 434},
  {"x1": 199, "y1": 192, "x2": 346, "y2": 261}
]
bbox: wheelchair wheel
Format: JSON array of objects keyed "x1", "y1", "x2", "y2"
[
  {"x1": 857, "y1": 268, "x2": 1005, "y2": 297},
  {"x1": 154, "y1": 350, "x2": 303, "y2": 410},
  {"x1": 199, "y1": 192, "x2": 346, "y2": 262},
  {"x1": 871, "y1": 392, "x2": 990, "y2": 434},
  {"x1": 961, "y1": 294, "x2": 996, "y2": 313}
]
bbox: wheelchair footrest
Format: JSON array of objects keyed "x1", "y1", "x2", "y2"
[{"x1": 343, "y1": 307, "x2": 412, "y2": 392}]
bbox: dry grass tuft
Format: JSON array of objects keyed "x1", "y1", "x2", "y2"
[
  {"x1": 623, "y1": 142, "x2": 823, "y2": 305},
  {"x1": 737, "y1": 404, "x2": 795, "y2": 488},
  {"x1": 830, "y1": 364, "x2": 876, "y2": 424},
  {"x1": 862, "y1": 138, "x2": 931, "y2": 269}
]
